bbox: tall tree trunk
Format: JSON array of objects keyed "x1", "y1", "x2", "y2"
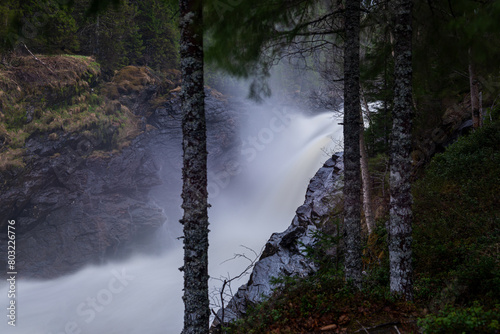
[
  {"x1": 179, "y1": 0, "x2": 209, "y2": 333},
  {"x1": 469, "y1": 48, "x2": 481, "y2": 129},
  {"x1": 95, "y1": 15, "x2": 100, "y2": 56},
  {"x1": 343, "y1": 0, "x2": 362, "y2": 288},
  {"x1": 389, "y1": 0, "x2": 413, "y2": 301},
  {"x1": 360, "y1": 94, "x2": 375, "y2": 235},
  {"x1": 360, "y1": 126, "x2": 375, "y2": 235}
]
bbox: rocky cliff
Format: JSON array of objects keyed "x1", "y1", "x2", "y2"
[
  {"x1": 0, "y1": 62, "x2": 240, "y2": 279},
  {"x1": 212, "y1": 153, "x2": 344, "y2": 328}
]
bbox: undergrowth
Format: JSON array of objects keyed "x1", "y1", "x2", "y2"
[
  {"x1": 418, "y1": 302, "x2": 500, "y2": 333},
  {"x1": 413, "y1": 114, "x2": 500, "y2": 309}
]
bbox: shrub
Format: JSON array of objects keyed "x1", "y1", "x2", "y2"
[
  {"x1": 413, "y1": 118, "x2": 500, "y2": 304},
  {"x1": 418, "y1": 303, "x2": 500, "y2": 333}
]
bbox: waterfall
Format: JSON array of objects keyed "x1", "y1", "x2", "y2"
[{"x1": 1, "y1": 105, "x2": 342, "y2": 334}]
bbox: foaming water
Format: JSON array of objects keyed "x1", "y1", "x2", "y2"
[
  {"x1": 1, "y1": 108, "x2": 341, "y2": 334},
  {"x1": 1, "y1": 251, "x2": 184, "y2": 334}
]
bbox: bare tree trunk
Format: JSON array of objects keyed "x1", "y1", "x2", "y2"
[
  {"x1": 389, "y1": 0, "x2": 414, "y2": 301},
  {"x1": 469, "y1": 48, "x2": 481, "y2": 129},
  {"x1": 343, "y1": 0, "x2": 362, "y2": 288},
  {"x1": 360, "y1": 94, "x2": 375, "y2": 235},
  {"x1": 179, "y1": 0, "x2": 209, "y2": 333},
  {"x1": 95, "y1": 15, "x2": 99, "y2": 56},
  {"x1": 360, "y1": 127, "x2": 375, "y2": 235}
]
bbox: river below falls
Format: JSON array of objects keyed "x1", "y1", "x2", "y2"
[{"x1": 1, "y1": 105, "x2": 342, "y2": 334}]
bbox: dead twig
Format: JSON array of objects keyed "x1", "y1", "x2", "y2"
[
  {"x1": 210, "y1": 245, "x2": 263, "y2": 329},
  {"x1": 22, "y1": 43, "x2": 55, "y2": 73},
  {"x1": 356, "y1": 320, "x2": 370, "y2": 333}
]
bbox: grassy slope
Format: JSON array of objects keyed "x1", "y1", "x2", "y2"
[{"x1": 0, "y1": 55, "x2": 162, "y2": 171}]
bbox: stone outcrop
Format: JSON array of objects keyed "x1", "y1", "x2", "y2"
[
  {"x1": 212, "y1": 153, "x2": 344, "y2": 328},
  {"x1": 0, "y1": 75, "x2": 240, "y2": 278}
]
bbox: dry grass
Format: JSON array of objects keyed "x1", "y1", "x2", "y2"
[
  {"x1": 102, "y1": 66, "x2": 158, "y2": 100},
  {"x1": 0, "y1": 55, "x2": 99, "y2": 104},
  {"x1": 0, "y1": 56, "x2": 148, "y2": 171},
  {"x1": 0, "y1": 148, "x2": 25, "y2": 170}
]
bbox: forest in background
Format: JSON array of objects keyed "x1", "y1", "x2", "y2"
[{"x1": 0, "y1": 0, "x2": 179, "y2": 77}]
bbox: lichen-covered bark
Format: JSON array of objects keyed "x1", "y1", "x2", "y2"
[
  {"x1": 360, "y1": 95, "x2": 375, "y2": 235},
  {"x1": 389, "y1": 0, "x2": 413, "y2": 300},
  {"x1": 179, "y1": 0, "x2": 210, "y2": 333},
  {"x1": 469, "y1": 49, "x2": 481, "y2": 129},
  {"x1": 343, "y1": 0, "x2": 362, "y2": 287},
  {"x1": 360, "y1": 128, "x2": 375, "y2": 235}
]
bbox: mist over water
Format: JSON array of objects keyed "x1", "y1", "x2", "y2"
[{"x1": 1, "y1": 102, "x2": 342, "y2": 334}]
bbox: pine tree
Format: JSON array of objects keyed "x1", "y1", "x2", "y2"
[
  {"x1": 389, "y1": 0, "x2": 413, "y2": 301},
  {"x1": 7, "y1": 0, "x2": 80, "y2": 54},
  {"x1": 179, "y1": 0, "x2": 209, "y2": 333},
  {"x1": 0, "y1": 0, "x2": 20, "y2": 52},
  {"x1": 133, "y1": 0, "x2": 180, "y2": 71},
  {"x1": 343, "y1": 0, "x2": 362, "y2": 287}
]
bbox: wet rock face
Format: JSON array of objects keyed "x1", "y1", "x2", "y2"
[
  {"x1": 0, "y1": 135, "x2": 163, "y2": 278},
  {"x1": 212, "y1": 153, "x2": 344, "y2": 327},
  {"x1": 0, "y1": 88, "x2": 240, "y2": 279}
]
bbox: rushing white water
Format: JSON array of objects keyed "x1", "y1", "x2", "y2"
[{"x1": 1, "y1": 106, "x2": 342, "y2": 334}]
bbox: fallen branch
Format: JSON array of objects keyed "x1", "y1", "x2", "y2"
[
  {"x1": 22, "y1": 43, "x2": 55, "y2": 73},
  {"x1": 355, "y1": 320, "x2": 369, "y2": 334}
]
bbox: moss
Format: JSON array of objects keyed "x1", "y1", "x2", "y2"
[
  {"x1": 0, "y1": 55, "x2": 101, "y2": 128},
  {"x1": 0, "y1": 57, "x2": 173, "y2": 172},
  {"x1": 102, "y1": 65, "x2": 159, "y2": 100},
  {"x1": 0, "y1": 148, "x2": 25, "y2": 171},
  {"x1": 0, "y1": 56, "x2": 149, "y2": 171}
]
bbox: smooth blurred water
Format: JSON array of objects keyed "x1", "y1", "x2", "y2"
[{"x1": 1, "y1": 106, "x2": 342, "y2": 334}]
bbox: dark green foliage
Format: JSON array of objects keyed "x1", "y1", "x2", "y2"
[
  {"x1": 301, "y1": 227, "x2": 343, "y2": 274},
  {"x1": 363, "y1": 0, "x2": 500, "y2": 161},
  {"x1": 413, "y1": 117, "x2": 500, "y2": 304},
  {"x1": 411, "y1": 0, "x2": 500, "y2": 136},
  {"x1": 364, "y1": 107, "x2": 392, "y2": 156},
  {"x1": 1, "y1": 0, "x2": 80, "y2": 53},
  {"x1": 129, "y1": 0, "x2": 179, "y2": 71},
  {"x1": 74, "y1": 0, "x2": 131, "y2": 75},
  {"x1": 359, "y1": 4, "x2": 395, "y2": 158},
  {"x1": 204, "y1": 0, "x2": 341, "y2": 100},
  {"x1": 0, "y1": 0, "x2": 179, "y2": 76},
  {"x1": 126, "y1": 14, "x2": 145, "y2": 66},
  {"x1": 75, "y1": 0, "x2": 179, "y2": 76},
  {"x1": 86, "y1": 0, "x2": 121, "y2": 15},
  {"x1": 204, "y1": 0, "x2": 303, "y2": 77},
  {"x1": 361, "y1": 223, "x2": 392, "y2": 300},
  {"x1": 418, "y1": 302, "x2": 500, "y2": 334}
]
